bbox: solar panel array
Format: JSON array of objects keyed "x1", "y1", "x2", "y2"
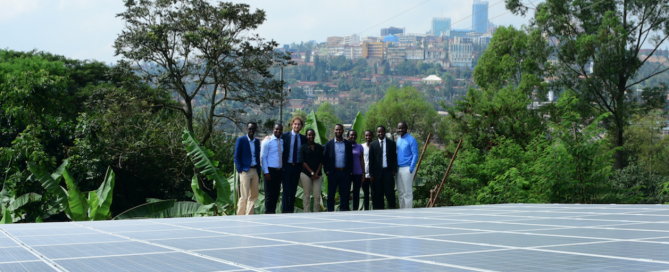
[{"x1": 3, "y1": 204, "x2": 669, "y2": 271}]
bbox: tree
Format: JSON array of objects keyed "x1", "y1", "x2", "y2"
[
  {"x1": 445, "y1": 26, "x2": 552, "y2": 149},
  {"x1": 114, "y1": 0, "x2": 291, "y2": 145},
  {"x1": 623, "y1": 109, "x2": 669, "y2": 175},
  {"x1": 506, "y1": 0, "x2": 669, "y2": 168},
  {"x1": 315, "y1": 102, "x2": 342, "y2": 137},
  {"x1": 365, "y1": 86, "x2": 439, "y2": 141}
]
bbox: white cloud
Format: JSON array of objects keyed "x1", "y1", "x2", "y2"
[{"x1": 0, "y1": 0, "x2": 39, "y2": 22}]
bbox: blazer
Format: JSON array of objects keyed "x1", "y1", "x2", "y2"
[
  {"x1": 281, "y1": 131, "x2": 308, "y2": 164},
  {"x1": 322, "y1": 139, "x2": 354, "y2": 174},
  {"x1": 234, "y1": 135, "x2": 261, "y2": 174},
  {"x1": 368, "y1": 138, "x2": 398, "y2": 178}
]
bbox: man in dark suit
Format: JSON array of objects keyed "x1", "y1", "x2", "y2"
[
  {"x1": 280, "y1": 116, "x2": 307, "y2": 213},
  {"x1": 369, "y1": 125, "x2": 398, "y2": 209},
  {"x1": 323, "y1": 124, "x2": 354, "y2": 211},
  {"x1": 234, "y1": 122, "x2": 261, "y2": 215}
]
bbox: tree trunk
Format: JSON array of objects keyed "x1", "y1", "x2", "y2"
[{"x1": 614, "y1": 127, "x2": 625, "y2": 169}]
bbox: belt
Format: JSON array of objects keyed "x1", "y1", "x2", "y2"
[
  {"x1": 335, "y1": 168, "x2": 345, "y2": 171},
  {"x1": 268, "y1": 167, "x2": 282, "y2": 171},
  {"x1": 288, "y1": 163, "x2": 300, "y2": 166}
]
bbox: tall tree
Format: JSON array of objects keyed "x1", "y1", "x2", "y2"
[
  {"x1": 114, "y1": 0, "x2": 292, "y2": 144},
  {"x1": 365, "y1": 86, "x2": 439, "y2": 141},
  {"x1": 506, "y1": 0, "x2": 669, "y2": 168}
]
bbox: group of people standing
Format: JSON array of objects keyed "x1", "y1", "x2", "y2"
[{"x1": 233, "y1": 116, "x2": 419, "y2": 215}]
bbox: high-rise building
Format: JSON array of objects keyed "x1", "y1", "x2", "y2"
[
  {"x1": 449, "y1": 37, "x2": 473, "y2": 67},
  {"x1": 380, "y1": 27, "x2": 405, "y2": 36},
  {"x1": 362, "y1": 42, "x2": 384, "y2": 59},
  {"x1": 432, "y1": 17, "x2": 451, "y2": 37},
  {"x1": 472, "y1": 0, "x2": 489, "y2": 33}
]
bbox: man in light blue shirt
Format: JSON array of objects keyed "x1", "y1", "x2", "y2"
[
  {"x1": 396, "y1": 121, "x2": 419, "y2": 209},
  {"x1": 261, "y1": 123, "x2": 284, "y2": 214}
]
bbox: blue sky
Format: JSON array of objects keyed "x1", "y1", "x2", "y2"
[{"x1": 0, "y1": 0, "x2": 529, "y2": 63}]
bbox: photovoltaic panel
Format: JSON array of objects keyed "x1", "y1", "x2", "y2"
[{"x1": 4, "y1": 204, "x2": 669, "y2": 271}]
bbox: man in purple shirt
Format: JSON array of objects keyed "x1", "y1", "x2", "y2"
[{"x1": 396, "y1": 121, "x2": 419, "y2": 209}]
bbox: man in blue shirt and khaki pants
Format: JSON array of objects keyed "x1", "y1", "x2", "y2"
[{"x1": 396, "y1": 121, "x2": 419, "y2": 209}]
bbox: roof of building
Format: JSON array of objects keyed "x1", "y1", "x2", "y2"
[{"x1": 422, "y1": 75, "x2": 443, "y2": 81}]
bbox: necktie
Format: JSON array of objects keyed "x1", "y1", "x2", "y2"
[
  {"x1": 277, "y1": 137, "x2": 282, "y2": 168},
  {"x1": 293, "y1": 134, "x2": 298, "y2": 163}
]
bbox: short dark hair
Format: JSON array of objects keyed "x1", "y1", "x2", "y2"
[
  {"x1": 305, "y1": 128, "x2": 315, "y2": 135},
  {"x1": 398, "y1": 121, "x2": 408, "y2": 128},
  {"x1": 334, "y1": 124, "x2": 344, "y2": 129},
  {"x1": 377, "y1": 126, "x2": 386, "y2": 132},
  {"x1": 365, "y1": 129, "x2": 374, "y2": 134},
  {"x1": 274, "y1": 123, "x2": 283, "y2": 128},
  {"x1": 347, "y1": 130, "x2": 357, "y2": 136},
  {"x1": 247, "y1": 122, "x2": 257, "y2": 127}
]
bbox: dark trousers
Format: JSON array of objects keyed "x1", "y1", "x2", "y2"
[
  {"x1": 327, "y1": 171, "x2": 351, "y2": 211},
  {"x1": 350, "y1": 174, "x2": 363, "y2": 211},
  {"x1": 372, "y1": 169, "x2": 396, "y2": 210},
  {"x1": 281, "y1": 163, "x2": 302, "y2": 213},
  {"x1": 362, "y1": 178, "x2": 373, "y2": 210},
  {"x1": 264, "y1": 168, "x2": 283, "y2": 214}
]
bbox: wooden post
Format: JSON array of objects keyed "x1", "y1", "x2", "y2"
[
  {"x1": 429, "y1": 139, "x2": 463, "y2": 208},
  {"x1": 412, "y1": 133, "x2": 432, "y2": 183}
]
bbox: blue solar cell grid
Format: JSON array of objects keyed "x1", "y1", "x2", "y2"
[{"x1": 2, "y1": 204, "x2": 669, "y2": 271}]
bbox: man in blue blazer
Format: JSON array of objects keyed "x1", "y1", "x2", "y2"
[
  {"x1": 323, "y1": 124, "x2": 354, "y2": 211},
  {"x1": 280, "y1": 116, "x2": 307, "y2": 213},
  {"x1": 234, "y1": 122, "x2": 261, "y2": 215}
]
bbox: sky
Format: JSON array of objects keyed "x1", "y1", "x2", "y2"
[{"x1": 0, "y1": 0, "x2": 530, "y2": 63}]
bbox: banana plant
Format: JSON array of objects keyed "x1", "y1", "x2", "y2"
[
  {"x1": 112, "y1": 199, "x2": 215, "y2": 220},
  {"x1": 182, "y1": 130, "x2": 233, "y2": 215},
  {"x1": 28, "y1": 161, "x2": 115, "y2": 221}
]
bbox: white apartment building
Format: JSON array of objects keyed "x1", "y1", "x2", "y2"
[
  {"x1": 449, "y1": 38, "x2": 473, "y2": 67},
  {"x1": 406, "y1": 48, "x2": 425, "y2": 60}
]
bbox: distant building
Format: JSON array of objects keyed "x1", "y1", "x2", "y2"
[
  {"x1": 327, "y1": 36, "x2": 343, "y2": 46},
  {"x1": 449, "y1": 38, "x2": 473, "y2": 67},
  {"x1": 387, "y1": 47, "x2": 406, "y2": 59},
  {"x1": 383, "y1": 35, "x2": 399, "y2": 43},
  {"x1": 380, "y1": 26, "x2": 405, "y2": 36},
  {"x1": 451, "y1": 29, "x2": 476, "y2": 38},
  {"x1": 344, "y1": 46, "x2": 363, "y2": 60},
  {"x1": 344, "y1": 34, "x2": 360, "y2": 45},
  {"x1": 422, "y1": 75, "x2": 443, "y2": 84},
  {"x1": 472, "y1": 0, "x2": 490, "y2": 33},
  {"x1": 477, "y1": 35, "x2": 493, "y2": 48},
  {"x1": 406, "y1": 48, "x2": 425, "y2": 60},
  {"x1": 432, "y1": 17, "x2": 452, "y2": 37},
  {"x1": 362, "y1": 42, "x2": 384, "y2": 59},
  {"x1": 361, "y1": 36, "x2": 381, "y2": 43}
]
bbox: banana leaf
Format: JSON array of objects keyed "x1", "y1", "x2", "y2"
[
  {"x1": 62, "y1": 168, "x2": 88, "y2": 221},
  {"x1": 0, "y1": 207, "x2": 11, "y2": 224},
  {"x1": 305, "y1": 111, "x2": 328, "y2": 145},
  {"x1": 351, "y1": 111, "x2": 365, "y2": 138},
  {"x1": 147, "y1": 202, "x2": 215, "y2": 218},
  {"x1": 27, "y1": 163, "x2": 68, "y2": 209},
  {"x1": 191, "y1": 175, "x2": 214, "y2": 205},
  {"x1": 113, "y1": 199, "x2": 176, "y2": 220},
  {"x1": 92, "y1": 167, "x2": 115, "y2": 220},
  {"x1": 8, "y1": 193, "x2": 42, "y2": 211},
  {"x1": 182, "y1": 130, "x2": 233, "y2": 208},
  {"x1": 294, "y1": 185, "x2": 304, "y2": 211}
]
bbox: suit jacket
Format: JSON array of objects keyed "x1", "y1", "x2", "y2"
[
  {"x1": 234, "y1": 135, "x2": 261, "y2": 174},
  {"x1": 368, "y1": 138, "x2": 398, "y2": 178},
  {"x1": 281, "y1": 131, "x2": 308, "y2": 164},
  {"x1": 322, "y1": 139, "x2": 354, "y2": 174}
]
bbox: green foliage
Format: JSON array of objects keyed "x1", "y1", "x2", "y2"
[
  {"x1": 315, "y1": 103, "x2": 342, "y2": 137},
  {"x1": 113, "y1": 199, "x2": 176, "y2": 220},
  {"x1": 365, "y1": 86, "x2": 439, "y2": 141},
  {"x1": 182, "y1": 130, "x2": 233, "y2": 213},
  {"x1": 350, "y1": 111, "x2": 365, "y2": 137},
  {"x1": 305, "y1": 111, "x2": 329, "y2": 145}
]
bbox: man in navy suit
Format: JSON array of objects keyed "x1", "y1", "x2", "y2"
[
  {"x1": 234, "y1": 122, "x2": 261, "y2": 215},
  {"x1": 323, "y1": 124, "x2": 354, "y2": 211},
  {"x1": 280, "y1": 116, "x2": 307, "y2": 213}
]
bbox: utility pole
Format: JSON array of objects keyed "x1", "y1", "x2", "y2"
[{"x1": 279, "y1": 67, "x2": 284, "y2": 124}]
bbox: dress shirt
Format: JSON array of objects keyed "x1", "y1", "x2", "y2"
[
  {"x1": 247, "y1": 135, "x2": 257, "y2": 167},
  {"x1": 288, "y1": 131, "x2": 301, "y2": 163},
  {"x1": 379, "y1": 138, "x2": 388, "y2": 168},
  {"x1": 261, "y1": 135, "x2": 283, "y2": 174},
  {"x1": 334, "y1": 138, "x2": 346, "y2": 168},
  {"x1": 397, "y1": 133, "x2": 419, "y2": 172},
  {"x1": 363, "y1": 143, "x2": 370, "y2": 178}
]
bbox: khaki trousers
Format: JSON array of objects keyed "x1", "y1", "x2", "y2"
[
  {"x1": 237, "y1": 168, "x2": 259, "y2": 215},
  {"x1": 300, "y1": 172, "x2": 322, "y2": 213}
]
